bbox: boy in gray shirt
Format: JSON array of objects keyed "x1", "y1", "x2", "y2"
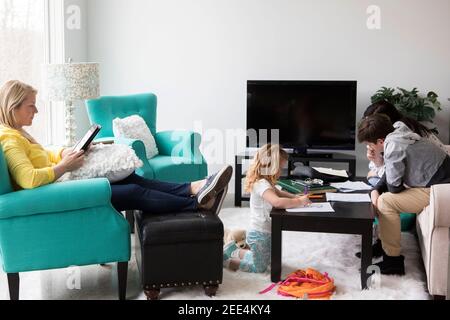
[{"x1": 357, "y1": 114, "x2": 450, "y2": 275}]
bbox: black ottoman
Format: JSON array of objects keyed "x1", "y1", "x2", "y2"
[{"x1": 134, "y1": 211, "x2": 224, "y2": 300}]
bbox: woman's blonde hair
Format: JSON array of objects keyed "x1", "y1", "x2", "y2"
[
  {"x1": 244, "y1": 144, "x2": 288, "y2": 193},
  {"x1": 0, "y1": 80, "x2": 38, "y2": 143}
]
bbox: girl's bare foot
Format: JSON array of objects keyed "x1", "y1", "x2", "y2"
[
  {"x1": 239, "y1": 249, "x2": 249, "y2": 259},
  {"x1": 229, "y1": 258, "x2": 240, "y2": 271}
]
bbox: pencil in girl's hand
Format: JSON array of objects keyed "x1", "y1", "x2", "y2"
[{"x1": 308, "y1": 195, "x2": 324, "y2": 200}]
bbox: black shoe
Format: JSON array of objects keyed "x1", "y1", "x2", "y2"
[
  {"x1": 375, "y1": 253, "x2": 405, "y2": 276},
  {"x1": 355, "y1": 239, "x2": 384, "y2": 259},
  {"x1": 196, "y1": 166, "x2": 233, "y2": 206}
]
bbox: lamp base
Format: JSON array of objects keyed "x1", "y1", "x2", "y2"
[{"x1": 64, "y1": 101, "x2": 77, "y2": 147}]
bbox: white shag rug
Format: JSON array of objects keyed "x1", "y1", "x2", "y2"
[{"x1": 0, "y1": 203, "x2": 430, "y2": 300}]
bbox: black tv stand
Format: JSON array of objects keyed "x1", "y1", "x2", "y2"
[
  {"x1": 290, "y1": 146, "x2": 334, "y2": 159},
  {"x1": 291, "y1": 152, "x2": 334, "y2": 159}
]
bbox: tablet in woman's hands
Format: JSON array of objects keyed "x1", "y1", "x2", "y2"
[{"x1": 72, "y1": 124, "x2": 102, "y2": 153}]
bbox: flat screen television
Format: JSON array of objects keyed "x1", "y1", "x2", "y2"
[{"x1": 247, "y1": 80, "x2": 357, "y2": 153}]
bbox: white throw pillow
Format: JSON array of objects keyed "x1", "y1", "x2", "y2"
[
  {"x1": 112, "y1": 115, "x2": 159, "y2": 159},
  {"x1": 57, "y1": 143, "x2": 144, "y2": 183}
]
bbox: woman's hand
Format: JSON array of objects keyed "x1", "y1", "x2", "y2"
[
  {"x1": 61, "y1": 148, "x2": 70, "y2": 159},
  {"x1": 62, "y1": 143, "x2": 93, "y2": 158},
  {"x1": 53, "y1": 150, "x2": 85, "y2": 180},
  {"x1": 83, "y1": 143, "x2": 94, "y2": 153},
  {"x1": 60, "y1": 150, "x2": 85, "y2": 171}
]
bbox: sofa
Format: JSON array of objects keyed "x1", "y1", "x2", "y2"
[{"x1": 416, "y1": 145, "x2": 450, "y2": 299}]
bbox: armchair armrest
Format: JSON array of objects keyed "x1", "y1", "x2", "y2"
[
  {"x1": 155, "y1": 130, "x2": 204, "y2": 164},
  {"x1": 95, "y1": 136, "x2": 153, "y2": 177},
  {"x1": 430, "y1": 183, "x2": 450, "y2": 228},
  {"x1": 0, "y1": 178, "x2": 112, "y2": 220}
]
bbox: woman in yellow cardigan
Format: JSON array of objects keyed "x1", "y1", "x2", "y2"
[{"x1": 0, "y1": 80, "x2": 232, "y2": 215}]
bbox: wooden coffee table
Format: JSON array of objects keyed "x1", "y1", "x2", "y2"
[{"x1": 270, "y1": 201, "x2": 376, "y2": 290}]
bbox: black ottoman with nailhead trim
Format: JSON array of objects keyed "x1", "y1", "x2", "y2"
[{"x1": 134, "y1": 211, "x2": 224, "y2": 300}]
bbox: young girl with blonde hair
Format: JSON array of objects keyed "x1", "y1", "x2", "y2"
[{"x1": 224, "y1": 144, "x2": 311, "y2": 273}]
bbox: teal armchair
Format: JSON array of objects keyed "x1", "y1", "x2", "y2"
[
  {"x1": 85, "y1": 93, "x2": 208, "y2": 183},
  {"x1": 0, "y1": 147, "x2": 131, "y2": 300}
]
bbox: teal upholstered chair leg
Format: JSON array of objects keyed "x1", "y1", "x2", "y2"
[
  {"x1": 7, "y1": 273, "x2": 19, "y2": 300},
  {"x1": 7, "y1": 264, "x2": 128, "y2": 300},
  {"x1": 118, "y1": 262, "x2": 128, "y2": 300},
  {"x1": 126, "y1": 210, "x2": 135, "y2": 234}
]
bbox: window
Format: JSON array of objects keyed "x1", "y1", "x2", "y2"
[{"x1": 0, "y1": 0, "x2": 64, "y2": 146}]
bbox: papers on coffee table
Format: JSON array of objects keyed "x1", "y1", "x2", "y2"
[
  {"x1": 326, "y1": 193, "x2": 371, "y2": 203},
  {"x1": 286, "y1": 202, "x2": 335, "y2": 213},
  {"x1": 312, "y1": 167, "x2": 349, "y2": 178},
  {"x1": 330, "y1": 181, "x2": 373, "y2": 193}
]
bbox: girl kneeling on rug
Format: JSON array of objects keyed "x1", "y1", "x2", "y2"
[{"x1": 223, "y1": 144, "x2": 311, "y2": 273}]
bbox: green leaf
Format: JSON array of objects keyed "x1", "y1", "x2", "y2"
[{"x1": 371, "y1": 86, "x2": 442, "y2": 122}]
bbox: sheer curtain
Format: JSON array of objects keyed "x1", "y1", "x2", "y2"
[{"x1": 0, "y1": 0, "x2": 49, "y2": 145}]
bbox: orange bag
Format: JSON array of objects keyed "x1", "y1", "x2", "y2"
[{"x1": 260, "y1": 268, "x2": 335, "y2": 300}]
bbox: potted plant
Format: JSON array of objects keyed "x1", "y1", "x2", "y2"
[{"x1": 371, "y1": 87, "x2": 442, "y2": 133}]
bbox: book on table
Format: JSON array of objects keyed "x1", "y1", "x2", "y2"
[{"x1": 277, "y1": 179, "x2": 338, "y2": 195}]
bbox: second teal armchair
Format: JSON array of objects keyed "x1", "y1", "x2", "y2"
[{"x1": 86, "y1": 93, "x2": 208, "y2": 183}]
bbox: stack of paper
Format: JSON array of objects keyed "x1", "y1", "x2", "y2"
[
  {"x1": 286, "y1": 203, "x2": 335, "y2": 213},
  {"x1": 330, "y1": 181, "x2": 373, "y2": 193},
  {"x1": 312, "y1": 167, "x2": 348, "y2": 178},
  {"x1": 326, "y1": 193, "x2": 371, "y2": 203}
]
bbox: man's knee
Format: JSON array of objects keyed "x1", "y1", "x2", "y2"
[{"x1": 377, "y1": 193, "x2": 398, "y2": 215}]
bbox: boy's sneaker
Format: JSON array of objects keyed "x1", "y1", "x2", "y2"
[
  {"x1": 223, "y1": 241, "x2": 239, "y2": 261},
  {"x1": 197, "y1": 166, "x2": 233, "y2": 206},
  {"x1": 374, "y1": 253, "x2": 405, "y2": 276},
  {"x1": 355, "y1": 239, "x2": 385, "y2": 259}
]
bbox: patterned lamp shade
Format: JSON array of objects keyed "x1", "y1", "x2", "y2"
[{"x1": 43, "y1": 62, "x2": 100, "y2": 101}]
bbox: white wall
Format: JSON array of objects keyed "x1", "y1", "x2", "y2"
[
  {"x1": 64, "y1": 0, "x2": 92, "y2": 139},
  {"x1": 80, "y1": 0, "x2": 450, "y2": 182}
]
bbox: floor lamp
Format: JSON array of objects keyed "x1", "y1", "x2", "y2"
[{"x1": 43, "y1": 61, "x2": 100, "y2": 147}]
